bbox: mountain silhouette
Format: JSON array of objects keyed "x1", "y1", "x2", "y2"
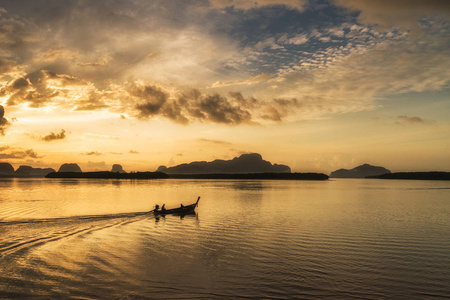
[
  {"x1": 15, "y1": 165, "x2": 56, "y2": 177},
  {"x1": 157, "y1": 153, "x2": 291, "y2": 174},
  {"x1": 58, "y1": 163, "x2": 82, "y2": 172},
  {"x1": 111, "y1": 164, "x2": 126, "y2": 173},
  {"x1": 47, "y1": 171, "x2": 168, "y2": 179},
  {"x1": 0, "y1": 162, "x2": 14, "y2": 175},
  {"x1": 330, "y1": 164, "x2": 391, "y2": 178}
]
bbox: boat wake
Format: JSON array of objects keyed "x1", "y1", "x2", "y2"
[
  {"x1": 0, "y1": 211, "x2": 152, "y2": 258},
  {"x1": 0, "y1": 210, "x2": 151, "y2": 225}
]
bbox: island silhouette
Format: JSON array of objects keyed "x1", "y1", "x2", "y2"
[
  {"x1": 58, "y1": 163, "x2": 82, "y2": 173},
  {"x1": 330, "y1": 164, "x2": 391, "y2": 178},
  {"x1": 0, "y1": 163, "x2": 55, "y2": 177},
  {"x1": 46, "y1": 154, "x2": 328, "y2": 180},
  {"x1": 157, "y1": 153, "x2": 291, "y2": 174},
  {"x1": 111, "y1": 164, "x2": 126, "y2": 173},
  {"x1": 367, "y1": 172, "x2": 450, "y2": 180},
  {"x1": 0, "y1": 162, "x2": 14, "y2": 175},
  {"x1": 15, "y1": 166, "x2": 56, "y2": 177}
]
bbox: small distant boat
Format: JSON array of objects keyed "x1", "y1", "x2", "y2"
[{"x1": 153, "y1": 197, "x2": 200, "y2": 215}]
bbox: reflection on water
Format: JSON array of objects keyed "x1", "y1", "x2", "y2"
[{"x1": 0, "y1": 178, "x2": 449, "y2": 299}]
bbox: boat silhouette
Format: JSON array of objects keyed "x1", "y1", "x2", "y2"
[{"x1": 153, "y1": 197, "x2": 200, "y2": 215}]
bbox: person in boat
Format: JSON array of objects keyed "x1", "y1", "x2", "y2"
[
  {"x1": 180, "y1": 203, "x2": 184, "y2": 209},
  {"x1": 161, "y1": 204, "x2": 166, "y2": 211},
  {"x1": 154, "y1": 204, "x2": 160, "y2": 212}
]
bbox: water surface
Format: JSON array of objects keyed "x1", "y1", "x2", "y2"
[{"x1": 1, "y1": 178, "x2": 449, "y2": 299}]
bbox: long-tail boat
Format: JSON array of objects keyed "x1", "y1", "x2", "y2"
[{"x1": 153, "y1": 197, "x2": 200, "y2": 215}]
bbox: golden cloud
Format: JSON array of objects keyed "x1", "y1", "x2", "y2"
[{"x1": 212, "y1": 73, "x2": 273, "y2": 88}]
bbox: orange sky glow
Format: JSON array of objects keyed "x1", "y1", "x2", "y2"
[{"x1": 1, "y1": 0, "x2": 449, "y2": 173}]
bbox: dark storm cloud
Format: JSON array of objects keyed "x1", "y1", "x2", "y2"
[
  {"x1": 41, "y1": 129, "x2": 66, "y2": 142},
  {"x1": 133, "y1": 86, "x2": 168, "y2": 117},
  {"x1": 196, "y1": 93, "x2": 252, "y2": 124},
  {"x1": 130, "y1": 84, "x2": 254, "y2": 125},
  {"x1": 161, "y1": 101, "x2": 189, "y2": 125},
  {"x1": 176, "y1": 89, "x2": 253, "y2": 125},
  {"x1": 0, "y1": 105, "x2": 10, "y2": 135}
]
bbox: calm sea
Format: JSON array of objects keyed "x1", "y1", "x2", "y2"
[{"x1": 0, "y1": 178, "x2": 449, "y2": 299}]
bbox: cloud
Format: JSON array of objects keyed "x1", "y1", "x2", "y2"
[
  {"x1": 0, "y1": 0, "x2": 448, "y2": 129},
  {"x1": 395, "y1": 115, "x2": 431, "y2": 125},
  {"x1": 0, "y1": 147, "x2": 42, "y2": 159},
  {"x1": 180, "y1": 90, "x2": 254, "y2": 125},
  {"x1": 261, "y1": 98, "x2": 302, "y2": 121},
  {"x1": 41, "y1": 129, "x2": 66, "y2": 141},
  {"x1": 73, "y1": 90, "x2": 109, "y2": 111},
  {"x1": 0, "y1": 105, "x2": 10, "y2": 135},
  {"x1": 127, "y1": 83, "x2": 256, "y2": 125},
  {"x1": 0, "y1": 57, "x2": 19, "y2": 77},
  {"x1": 129, "y1": 150, "x2": 139, "y2": 154},
  {"x1": 2, "y1": 70, "x2": 89, "y2": 108},
  {"x1": 34, "y1": 47, "x2": 79, "y2": 62},
  {"x1": 266, "y1": 23, "x2": 450, "y2": 120},
  {"x1": 198, "y1": 138, "x2": 232, "y2": 145},
  {"x1": 212, "y1": 73, "x2": 272, "y2": 88},
  {"x1": 131, "y1": 83, "x2": 169, "y2": 118},
  {"x1": 82, "y1": 151, "x2": 104, "y2": 156},
  {"x1": 109, "y1": 152, "x2": 123, "y2": 155},
  {"x1": 283, "y1": 33, "x2": 309, "y2": 45},
  {"x1": 209, "y1": 0, "x2": 307, "y2": 11},
  {"x1": 84, "y1": 133, "x2": 120, "y2": 140},
  {"x1": 333, "y1": 0, "x2": 450, "y2": 30},
  {"x1": 87, "y1": 161, "x2": 106, "y2": 169},
  {"x1": 261, "y1": 106, "x2": 283, "y2": 122}
]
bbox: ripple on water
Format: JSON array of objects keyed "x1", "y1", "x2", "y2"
[{"x1": 1, "y1": 178, "x2": 449, "y2": 299}]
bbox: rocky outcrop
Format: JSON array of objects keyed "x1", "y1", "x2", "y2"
[
  {"x1": 58, "y1": 163, "x2": 82, "y2": 173},
  {"x1": 330, "y1": 164, "x2": 391, "y2": 178},
  {"x1": 0, "y1": 162, "x2": 14, "y2": 175},
  {"x1": 15, "y1": 165, "x2": 56, "y2": 177},
  {"x1": 157, "y1": 153, "x2": 291, "y2": 174},
  {"x1": 111, "y1": 164, "x2": 126, "y2": 173}
]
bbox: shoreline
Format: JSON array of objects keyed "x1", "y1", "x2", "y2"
[
  {"x1": 367, "y1": 172, "x2": 450, "y2": 180},
  {"x1": 43, "y1": 171, "x2": 329, "y2": 180}
]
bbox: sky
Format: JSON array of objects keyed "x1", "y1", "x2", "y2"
[{"x1": 0, "y1": 0, "x2": 449, "y2": 173}]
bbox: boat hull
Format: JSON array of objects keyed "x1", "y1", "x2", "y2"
[{"x1": 152, "y1": 197, "x2": 200, "y2": 215}]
